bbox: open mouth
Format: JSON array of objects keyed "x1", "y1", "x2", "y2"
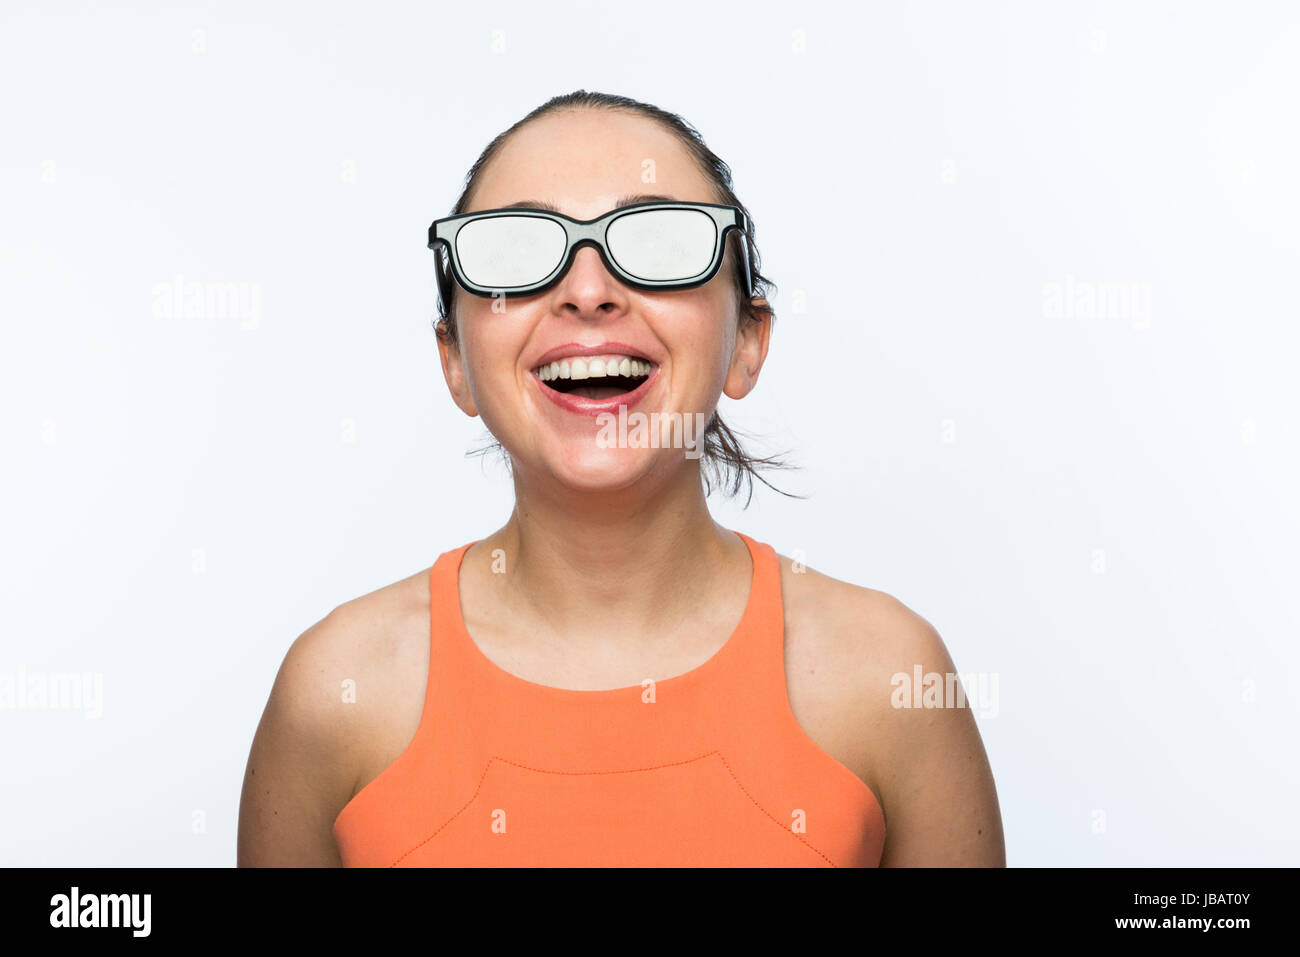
[{"x1": 533, "y1": 354, "x2": 656, "y2": 401}]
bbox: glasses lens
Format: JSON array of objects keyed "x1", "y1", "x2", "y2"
[
  {"x1": 455, "y1": 215, "x2": 567, "y2": 288},
  {"x1": 606, "y1": 208, "x2": 718, "y2": 282}
]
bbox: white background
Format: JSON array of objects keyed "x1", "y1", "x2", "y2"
[{"x1": 2, "y1": 0, "x2": 1297, "y2": 866}]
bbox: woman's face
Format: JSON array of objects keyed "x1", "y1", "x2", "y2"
[{"x1": 438, "y1": 108, "x2": 769, "y2": 497}]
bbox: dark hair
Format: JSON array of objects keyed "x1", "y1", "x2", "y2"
[{"x1": 433, "y1": 89, "x2": 798, "y2": 506}]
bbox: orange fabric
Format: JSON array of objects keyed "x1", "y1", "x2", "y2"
[{"x1": 333, "y1": 531, "x2": 886, "y2": 866}]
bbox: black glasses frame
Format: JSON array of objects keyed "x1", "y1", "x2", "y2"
[{"x1": 428, "y1": 200, "x2": 753, "y2": 318}]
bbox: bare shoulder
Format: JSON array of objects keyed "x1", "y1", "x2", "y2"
[
  {"x1": 777, "y1": 551, "x2": 944, "y2": 667},
  {"x1": 775, "y1": 551, "x2": 1005, "y2": 866},
  {"x1": 236, "y1": 567, "x2": 431, "y2": 866},
  {"x1": 287, "y1": 567, "x2": 432, "y2": 749},
  {"x1": 777, "y1": 551, "x2": 950, "y2": 729}
]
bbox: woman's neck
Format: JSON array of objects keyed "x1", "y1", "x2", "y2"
[{"x1": 471, "y1": 462, "x2": 748, "y2": 646}]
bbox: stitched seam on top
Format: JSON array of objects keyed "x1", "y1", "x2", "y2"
[
  {"x1": 389, "y1": 756, "x2": 497, "y2": 867},
  {"x1": 388, "y1": 751, "x2": 719, "y2": 866},
  {"x1": 387, "y1": 749, "x2": 838, "y2": 867},
  {"x1": 710, "y1": 751, "x2": 838, "y2": 867}
]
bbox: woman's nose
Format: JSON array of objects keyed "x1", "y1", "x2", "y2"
[{"x1": 552, "y1": 244, "x2": 626, "y2": 311}]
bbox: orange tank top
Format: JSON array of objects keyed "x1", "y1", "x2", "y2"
[{"x1": 332, "y1": 530, "x2": 886, "y2": 866}]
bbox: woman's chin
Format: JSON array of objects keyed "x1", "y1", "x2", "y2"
[{"x1": 536, "y1": 446, "x2": 670, "y2": 495}]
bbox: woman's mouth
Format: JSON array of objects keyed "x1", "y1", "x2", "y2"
[
  {"x1": 527, "y1": 348, "x2": 660, "y2": 413},
  {"x1": 532, "y1": 354, "x2": 655, "y2": 401}
]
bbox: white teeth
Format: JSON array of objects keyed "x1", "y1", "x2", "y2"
[{"x1": 534, "y1": 354, "x2": 655, "y2": 382}]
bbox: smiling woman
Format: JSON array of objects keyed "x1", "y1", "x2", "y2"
[{"x1": 236, "y1": 89, "x2": 1005, "y2": 868}]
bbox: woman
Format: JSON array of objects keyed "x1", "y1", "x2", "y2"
[{"x1": 237, "y1": 90, "x2": 1005, "y2": 867}]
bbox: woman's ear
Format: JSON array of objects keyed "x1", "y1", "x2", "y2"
[
  {"x1": 436, "y1": 327, "x2": 479, "y2": 418},
  {"x1": 723, "y1": 303, "x2": 772, "y2": 400}
]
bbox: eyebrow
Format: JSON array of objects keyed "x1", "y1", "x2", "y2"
[{"x1": 499, "y1": 194, "x2": 683, "y2": 215}]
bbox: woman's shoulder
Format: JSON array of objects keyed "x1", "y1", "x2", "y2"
[
  {"x1": 240, "y1": 567, "x2": 436, "y2": 862},
  {"x1": 293, "y1": 567, "x2": 432, "y2": 671},
  {"x1": 771, "y1": 551, "x2": 975, "y2": 828},
  {"x1": 771, "y1": 549, "x2": 1004, "y2": 865},
  {"x1": 268, "y1": 566, "x2": 435, "y2": 761},
  {"x1": 771, "y1": 548, "x2": 964, "y2": 742},
  {"x1": 773, "y1": 549, "x2": 949, "y2": 675}
]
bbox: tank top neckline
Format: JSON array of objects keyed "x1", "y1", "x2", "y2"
[{"x1": 439, "y1": 529, "x2": 768, "y2": 700}]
